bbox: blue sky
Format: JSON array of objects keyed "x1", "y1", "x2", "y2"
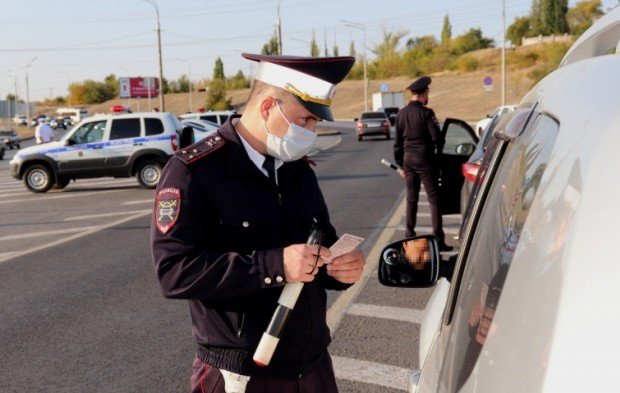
[{"x1": 1, "y1": 0, "x2": 617, "y2": 101}]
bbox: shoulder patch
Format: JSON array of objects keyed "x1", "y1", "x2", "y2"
[
  {"x1": 175, "y1": 133, "x2": 226, "y2": 164},
  {"x1": 155, "y1": 187, "x2": 181, "y2": 234}
]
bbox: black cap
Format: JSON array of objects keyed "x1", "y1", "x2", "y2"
[
  {"x1": 407, "y1": 76, "x2": 432, "y2": 94},
  {"x1": 242, "y1": 53, "x2": 355, "y2": 121}
]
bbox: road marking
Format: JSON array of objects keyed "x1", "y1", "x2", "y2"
[
  {"x1": 348, "y1": 303, "x2": 423, "y2": 324},
  {"x1": 332, "y1": 355, "x2": 410, "y2": 392},
  {"x1": 326, "y1": 193, "x2": 407, "y2": 332},
  {"x1": 122, "y1": 199, "x2": 154, "y2": 205},
  {"x1": 0, "y1": 189, "x2": 123, "y2": 205},
  {"x1": 64, "y1": 209, "x2": 151, "y2": 221},
  {"x1": 0, "y1": 226, "x2": 99, "y2": 241},
  {"x1": 0, "y1": 211, "x2": 151, "y2": 264}
]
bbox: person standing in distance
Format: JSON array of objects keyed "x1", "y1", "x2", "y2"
[
  {"x1": 394, "y1": 76, "x2": 453, "y2": 251},
  {"x1": 35, "y1": 117, "x2": 53, "y2": 144},
  {"x1": 151, "y1": 53, "x2": 365, "y2": 393}
]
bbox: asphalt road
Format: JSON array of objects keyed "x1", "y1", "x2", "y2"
[{"x1": 0, "y1": 123, "x2": 461, "y2": 392}]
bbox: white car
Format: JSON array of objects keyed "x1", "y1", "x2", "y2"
[
  {"x1": 379, "y1": 7, "x2": 620, "y2": 392},
  {"x1": 180, "y1": 110, "x2": 236, "y2": 126},
  {"x1": 474, "y1": 105, "x2": 517, "y2": 137},
  {"x1": 9, "y1": 112, "x2": 182, "y2": 192},
  {"x1": 181, "y1": 118, "x2": 219, "y2": 143}
]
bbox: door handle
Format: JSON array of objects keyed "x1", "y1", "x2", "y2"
[
  {"x1": 133, "y1": 143, "x2": 144, "y2": 146},
  {"x1": 92, "y1": 145, "x2": 103, "y2": 149}
]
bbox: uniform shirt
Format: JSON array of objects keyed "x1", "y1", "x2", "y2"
[
  {"x1": 394, "y1": 100, "x2": 444, "y2": 167},
  {"x1": 35, "y1": 122, "x2": 53, "y2": 144},
  {"x1": 235, "y1": 119, "x2": 283, "y2": 184},
  {"x1": 151, "y1": 116, "x2": 349, "y2": 378}
]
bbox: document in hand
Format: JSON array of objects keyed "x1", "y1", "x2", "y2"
[{"x1": 323, "y1": 234, "x2": 364, "y2": 263}]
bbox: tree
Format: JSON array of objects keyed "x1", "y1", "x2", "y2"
[
  {"x1": 261, "y1": 34, "x2": 279, "y2": 55},
  {"x1": 226, "y1": 70, "x2": 250, "y2": 90},
  {"x1": 405, "y1": 35, "x2": 438, "y2": 53},
  {"x1": 450, "y1": 28, "x2": 494, "y2": 55},
  {"x1": 349, "y1": 41, "x2": 356, "y2": 57},
  {"x1": 310, "y1": 30, "x2": 320, "y2": 57},
  {"x1": 541, "y1": 0, "x2": 569, "y2": 34},
  {"x1": 530, "y1": 0, "x2": 544, "y2": 35},
  {"x1": 372, "y1": 28, "x2": 408, "y2": 57},
  {"x1": 441, "y1": 14, "x2": 452, "y2": 45},
  {"x1": 213, "y1": 57, "x2": 225, "y2": 81},
  {"x1": 204, "y1": 79, "x2": 232, "y2": 110},
  {"x1": 507, "y1": 16, "x2": 532, "y2": 45},
  {"x1": 567, "y1": 0, "x2": 603, "y2": 36},
  {"x1": 333, "y1": 44, "x2": 339, "y2": 56}
]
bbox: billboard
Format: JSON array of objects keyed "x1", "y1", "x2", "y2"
[{"x1": 119, "y1": 77, "x2": 158, "y2": 98}]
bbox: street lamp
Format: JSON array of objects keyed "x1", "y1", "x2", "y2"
[
  {"x1": 142, "y1": 0, "x2": 165, "y2": 112},
  {"x1": 25, "y1": 56, "x2": 37, "y2": 127},
  {"x1": 176, "y1": 58, "x2": 193, "y2": 113},
  {"x1": 341, "y1": 19, "x2": 368, "y2": 112}
]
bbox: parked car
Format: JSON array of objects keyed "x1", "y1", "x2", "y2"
[
  {"x1": 355, "y1": 111, "x2": 391, "y2": 141},
  {"x1": 474, "y1": 104, "x2": 517, "y2": 137},
  {"x1": 49, "y1": 117, "x2": 66, "y2": 130},
  {"x1": 180, "y1": 110, "x2": 236, "y2": 126},
  {"x1": 0, "y1": 129, "x2": 21, "y2": 149},
  {"x1": 378, "y1": 9, "x2": 620, "y2": 392},
  {"x1": 13, "y1": 115, "x2": 27, "y2": 126},
  {"x1": 181, "y1": 118, "x2": 219, "y2": 143},
  {"x1": 0, "y1": 139, "x2": 5, "y2": 160},
  {"x1": 9, "y1": 112, "x2": 182, "y2": 192}
]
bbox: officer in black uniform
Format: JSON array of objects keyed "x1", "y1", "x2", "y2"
[
  {"x1": 394, "y1": 76, "x2": 452, "y2": 251},
  {"x1": 151, "y1": 53, "x2": 365, "y2": 393}
]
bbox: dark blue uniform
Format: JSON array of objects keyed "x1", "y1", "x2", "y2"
[
  {"x1": 394, "y1": 100, "x2": 446, "y2": 243},
  {"x1": 151, "y1": 117, "x2": 348, "y2": 391}
]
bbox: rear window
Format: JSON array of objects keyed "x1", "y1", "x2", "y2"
[
  {"x1": 360, "y1": 112, "x2": 386, "y2": 119},
  {"x1": 199, "y1": 115, "x2": 218, "y2": 123},
  {"x1": 144, "y1": 117, "x2": 165, "y2": 136},
  {"x1": 110, "y1": 118, "x2": 140, "y2": 140}
]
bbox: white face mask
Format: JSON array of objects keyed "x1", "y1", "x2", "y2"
[{"x1": 263, "y1": 101, "x2": 317, "y2": 162}]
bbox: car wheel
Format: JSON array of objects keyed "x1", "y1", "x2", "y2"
[
  {"x1": 137, "y1": 160, "x2": 163, "y2": 189},
  {"x1": 358, "y1": 135, "x2": 362, "y2": 141},
  {"x1": 386, "y1": 133, "x2": 391, "y2": 140},
  {"x1": 24, "y1": 164, "x2": 54, "y2": 193},
  {"x1": 53, "y1": 178, "x2": 71, "y2": 189},
  {"x1": 0, "y1": 148, "x2": 4, "y2": 160}
]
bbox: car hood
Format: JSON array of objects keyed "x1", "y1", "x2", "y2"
[{"x1": 12, "y1": 141, "x2": 65, "y2": 161}]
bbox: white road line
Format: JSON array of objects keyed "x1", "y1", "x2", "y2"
[
  {"x1": 332, "y1": 355, "x2": 410, "y2": 392},
  {"x1": 348, "y1": 303, "x2": 423, "y2": 324},
  {"x1": 0, "y1": 211, "x2": 151, "y2": 264},
  {"x1": 0, "y1": 189, "x2": 123, "y2": 205},
  {"x1": 0, "y1": 226, "x2": 99, "y2": 241},
  {"x1": 64, "y1": 209, "x2": 151, "y2": 221},
  {"x1": 122, "y1": 199, "x2": 154, "y2": 205}
]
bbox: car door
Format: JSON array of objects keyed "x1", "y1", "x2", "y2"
[
  {"x1": 104, "y1": 117, "x2": 142, "y2": 174},
  {"x1": 57, "y1": 119, "x2": 108, "y2": 177},
  {"x1": 438, "y1": 118, "x2": 477, "y2": 215}
]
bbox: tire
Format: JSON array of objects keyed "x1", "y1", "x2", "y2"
[
  {"x1": 358, "y1": 135, "x2": 362, "y2": 141},
  {"x1": 53, "y1": 178, "x2": 71, "y2": 189},
  {"x1": 24, "y1": 164, "x2": 54, "y2": 193},
  {"x1": 386, "y1": 133, "x2": 391, "y2": 140},
  {"x1": 0, "y1": 148, "x2": 4, "y2": 160},
  {"x1": 16, "y1": 144, "x2": 20, "y2": 149},
  {"x1": 136, "y1": 160, "x2": 163, "y2": 189}
]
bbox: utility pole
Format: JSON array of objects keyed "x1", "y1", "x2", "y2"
[
  {"x1": 142, "y1": 0, "x2": 165, "y2": 111},
  {"x1": 25, "y1": 56, "x2": 37, "y2": 126},
  {"x1": 276, "y1": 0, "x2": 282, "y2": 55},
  {"x1": 341, "y1": 20, "x2": 368, "y2": 112},
  {"x1": 501, "y1": 0, "x2": 506, "y2": 106}
]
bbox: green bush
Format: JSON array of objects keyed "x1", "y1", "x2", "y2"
[{"x1": 455, "y1": 55, "x2": 480, "y2": 72}]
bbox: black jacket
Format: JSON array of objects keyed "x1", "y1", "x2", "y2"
[
  {"x1": 150, "y1": 117, "x2": 349, "y2": 378},
  {"x1": 394, "y1": 100, "x2": 444, "y2": 168}
]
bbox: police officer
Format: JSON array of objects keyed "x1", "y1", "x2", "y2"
[
  {"x1": 394, "y1": 76, "x2": 452, "y2": 251},
  {"x1": 151, "y1": 53, "x2": 365, "y2": 393}
]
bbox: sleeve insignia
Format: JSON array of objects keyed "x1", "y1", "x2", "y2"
[{"x1": 156, "y1": 187, "x2": 181, "y2": 234}]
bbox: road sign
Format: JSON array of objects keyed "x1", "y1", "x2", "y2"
[
  {"x1": 483, "y1": 76, "x2": 493, "y2": 91},
  {"x1": 380, "y1": 83, "x2": 389, "y2": 92}
]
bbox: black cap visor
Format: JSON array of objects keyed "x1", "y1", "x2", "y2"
[{"x1": 294, "y1": 95, "x2": 334, "y2": 122}]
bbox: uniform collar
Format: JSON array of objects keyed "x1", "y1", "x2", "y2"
[{"x1": 233, "y1": 118, "x2": 283, "y2": 177}]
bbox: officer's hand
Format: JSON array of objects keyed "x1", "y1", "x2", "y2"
[
  {"x1": 397, "y1": 169, "x2": 405, "y2": 178},
  {"x1": 283, "y1": 244, "x2": 330, "y2": 283},
  {"x1": 326, "y1": 250, "x2": 365, "y2": 284}
]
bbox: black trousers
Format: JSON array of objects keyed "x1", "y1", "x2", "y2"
[
  {"x1": 189, "y1": 353, "x2": 338, "y2": 393},
  {"x1": 404, "y1": 162, "x2": 445, "y2": 243}
]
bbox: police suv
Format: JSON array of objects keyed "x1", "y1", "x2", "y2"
[
  {"x1": 9, "y1": 112, "x2": 182, "y2": 193},
  {"x1": 378, "y1": 7, "x2": 620, "y2": 393}
]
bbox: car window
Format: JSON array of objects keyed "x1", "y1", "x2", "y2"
[
  {"x1": 443, "y1": 113, "x2": 559, "y2": 390},
  {"x1": 69, "y1": 120, "x2": 107, "y2": 144},
  {"x1": 110, "y1": 118, "x2": 141, "y2": 140},
  {"x1": 443, "y1": 122, "x2": 475, "y2": 156},
  {"x1": 220, "y1": 115, "x2": 229, "y2": 123},
  {"x1": 200, "y1": 115, "x2": 218, "y2": 123},
  {"x1": 360, "y1": 112, "x2": 386, "y2": 119},
  {"x1": 144, "y1": 117, "x2": 165, "y2": 136}
]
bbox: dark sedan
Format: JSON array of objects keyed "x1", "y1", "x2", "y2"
[
  {"x1": 0, "y1": 129, "x2": 21, "y2": 149},
  {"x1": 356, "y1": 111, "x2": 391, "y2": 141}
]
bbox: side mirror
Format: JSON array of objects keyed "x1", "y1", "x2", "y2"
[
  {"x1": 378, "y1": 235, "x2": 440, "y2": 288},
  {"x1": 455, "y1": 143, "x2": 476, "y2": 156}
]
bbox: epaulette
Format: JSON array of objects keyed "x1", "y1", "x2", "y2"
[
  {"x1": 302, "y1": 156, "x2": 317, "y2": 166},
  {"x1": 175, "y1": 133, "x2": 226, "y2": 164}
]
